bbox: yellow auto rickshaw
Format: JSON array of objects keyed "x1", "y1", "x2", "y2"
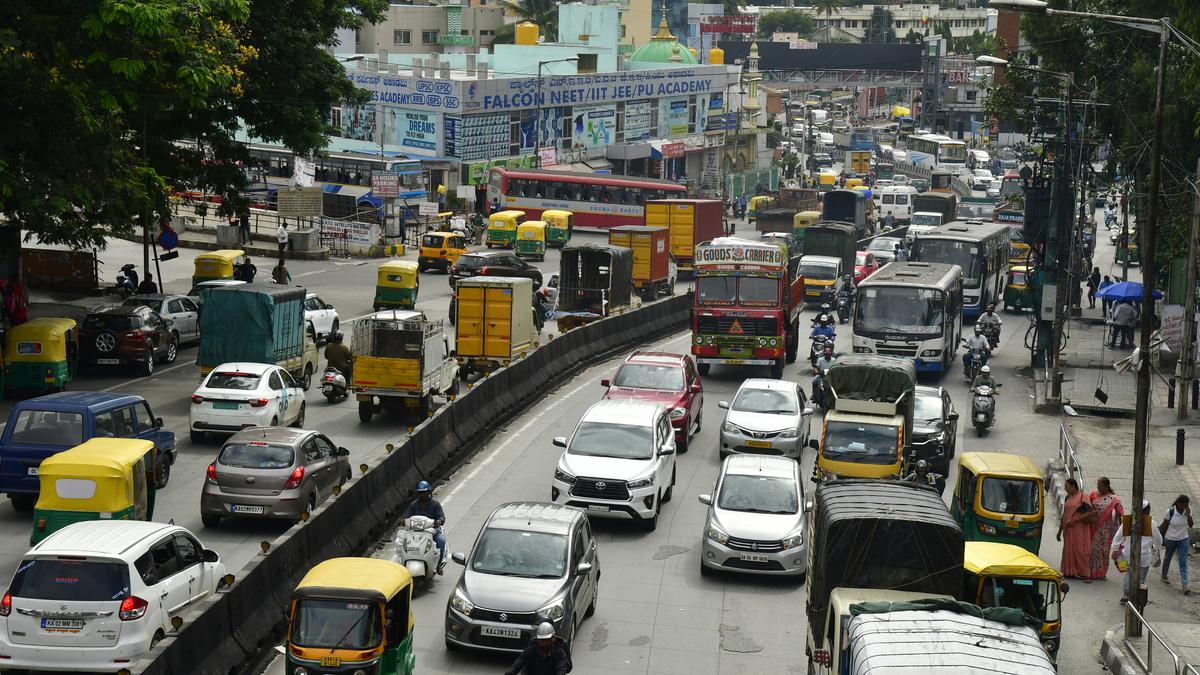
[
  {"x1": 486, "y1": 210, "x2": 525, "y2": 248},
  {"x1": 845, "y1": 178, "x2": 865, "y2": 190},
  {"x1": 374, "y1": 261, "x2": 420, "y2": 311},
  {"x1": 793, "y1": 210, "x2": 821, "y2": 245},
  {"x1": 417, "y1": 231, "x2": 468, "y2": 273},
  {"x1": 542, "y1": 209, "x2": 574, "y2": 248},
  {"x1": 1004, "y1": 265, "x2": 1032, "y2": 312},
  {"x1": 31, "y1": 438, "x2": 156, "y2": 544},
  {"x1": 515, "y1": 221, "x2": 547, "y2": 261},
  {"x1": 192, "y1": 249, "x2": 246, "y2": 285},
  {"x1": 3, "y1": 318, "x2": 79, "y2": 396},
  {"x1": 748, "y1": 195, "x2": 774, "y2": 223},
  {"x1": 818, "y1": 170, "x2": 838, "y2": 193},
  {"x1": 951, "y1": 452, "x2": 1045, "y2": 554},
  {"x1": 963, "y1": 542, "x2": 1067, "y2": 664},
  {"x1": 287, "y1": 558, "x2": 415, "y2": 675}
]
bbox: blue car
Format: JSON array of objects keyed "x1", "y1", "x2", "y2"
[{"x1": 0, "y1": 392, "x2": 176, "y2": 510}]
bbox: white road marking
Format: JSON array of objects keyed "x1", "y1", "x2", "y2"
[{"x1": 99, "y1": 360, "x2": 195, "y2": 392}]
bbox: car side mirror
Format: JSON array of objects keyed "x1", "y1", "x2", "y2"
[
  {"x1": 803, "y1": 406, "x2": 814, "y2": 416},
  {"x1": 601, "y1": 379, "x2": 611, "y2": 387},
  {"x1": 658, "y1": 443, "x2": 675, "y2": 456},
  {"x1": 552, "y1": 437, "x2": 567, "y2": 448},
  {"x1": 717, "y1": 401, "x2": 730, "y2": 409},
  {"x1": 155, "y1": 417, "x2": 164, "y2": 427},
  {"x1": 698, "y1": 494, "x2": 712, "y2": 505},
  {"x1": 690, "y1": 383, "x2": 702, "y2": 394},
  {"x1": 202, "y1": 549, "x2": 220, "y2": 563},
  {"x1": 808, "y1": 439, "x2": 819, "y2": 450},
  {"x1": 948, "y1": 412, "x2": 959, "y2": 421},
  {"x1": 575, "y1": 562, "x2": 593, "y2": 576},
  {"x1": 452, "y1": 552, "x2": 467, "y2": 566},
  {"x1": 336, "y1": 447, "x2": 350, "y2": 457}
]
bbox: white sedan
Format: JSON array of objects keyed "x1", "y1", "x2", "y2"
[{"x1": 189, "y1": 363, "x2": 306, "y2": 442}]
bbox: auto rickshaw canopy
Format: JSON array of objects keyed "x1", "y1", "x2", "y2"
[
  {"x1": 795, "y1": 211, "x2": 821, "y2": 228},
  {"x1": 193, "y1": 249, "x2": 246, "y2": 279},
  {"x1": 295, "y1": 558, "x2": 414, "y2": 604},
  {"x1": 489, "y1": 210, "x2": 525, "y2": 229},
  {"x1": 377, "y1": 261, "x2": 419, "y2": 285},
  {"x1": 542, "y1": 210, "x2": 573, "y2": 228},
  {"x1": 959, "y1": 451, "x2": 1042, "y2": 481},
  {"x1": 35, "y1": 438, "x2": 154, "y2": 512},
  {"x1": 5, "y1": 318, "x2": 78, "y2": 363},
  {"x1": 518, "y1": 221, "x2": 546, "y2": 240},
  {"x1": 964, "y1": 542, "x2": 1062, "y2": 582}
]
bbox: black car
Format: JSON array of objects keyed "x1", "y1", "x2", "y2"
[
  {"x1": 448, "y1": 251, "x2": 543, "y2": 289},
  {"x1": 910, "y1": 385, "x2": 958, "y2": 474},
  {"x1": 813, "y1": 153, "x2": 834, "y2": 168}
]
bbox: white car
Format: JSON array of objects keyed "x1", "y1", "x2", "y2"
[
  {"x1": 189, "y1": 362, "x2": 306, "y2": 442},
  {"x1": 303, "y1": 293, "x2": 339, "y2": 342},
  {"x1": 986, "y1": 182, "x2": 1002, "y2": 198},
  {"x1": 122, "y1": 293, "x2": 201, "y2": 345},
  {"x1": 968, "y1": 169, "x2": 994, "y2": 190},
  {"x1": 188, "y1": 279, "x2": 245, "y2": 304},
  {"x1": 550, "y1": 400, "x2": 677, "y2": 530},
  {"x1": 0, "y1": 521, "x2": 227, "y2": 672}
]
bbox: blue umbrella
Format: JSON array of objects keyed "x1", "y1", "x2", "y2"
[{"x1": 1095, "y1": 281, "x2": 1162, "y2": 301}]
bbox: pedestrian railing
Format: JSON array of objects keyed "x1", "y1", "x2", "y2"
[
  {"x1": 1058, "y1": 422, "x2": 1085, "y2": 488},
  {"x1": 1123, "y1": 602, "x2": 1200, "y2": 675}
]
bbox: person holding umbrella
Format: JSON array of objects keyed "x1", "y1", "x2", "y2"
[{"x1": 1110, "y1": 301, "x2": 1139, "y2": 350}]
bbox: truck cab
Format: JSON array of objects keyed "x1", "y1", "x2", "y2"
[
  {"x1": 800, "y1": 255, "x2": 844, "y2": 305},
  {"x1": 810, "y1": 588, "x2": 953, "y2": 675},
  {"x1": 811, "y1": 355, "x2": 916, "y2": 481}
]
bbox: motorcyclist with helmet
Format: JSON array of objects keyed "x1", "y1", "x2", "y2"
[
  {"x1": 401, "y1": 481, "x2": 446, "y2": 574},
  {"x1": 323, "y1": 331, "x2": 353, "y2": 381},
  {"x1": 977, "y1": 304, "x2": 1003, "y2": 348},
  {"x1": 810, "y1": 314, "x2": 836, "y2": 340},
  {"x1": 972, "y1": 364, "x2": 998, "y2": 390},
  {"x1": 904, "y1": 459, "x2": 946, "y2": 494},
  {"x1": 505, "y1": 622, "x2": 573, "y2": 675},
  {"x1": 836, "y1": 274, "x2": 856, "y2": 323}
]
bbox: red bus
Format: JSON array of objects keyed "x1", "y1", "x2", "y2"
[{"x1": 486, "y1": 168, "x2": 687, "y2": 229}]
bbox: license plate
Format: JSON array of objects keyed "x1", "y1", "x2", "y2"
[
  {"x1": 231, "y1": 505, "x2": 265, "y2": 514},
  {"x1": 746, "y1": 440, "x2": 773, "y2": 449},
  {"x1": 319, "y1": 656, "x2": 341, "y2": 667},
  {"x1": 1006, "y1": 519, "x2": 1020, "y2": 529},
  {"x1": 739, "y1": 553, "x2": 769, "y2": 563},
  {"x1": 481, "y1": 625, "x2": 522, "y2": 639},
  {"x1": 213, "y1": 401, "x2": 240, "y2": 410},
  {"x1": 587, "y1": 505, "x2": 610, "y2": 513},
  {"x1": 96, "y1": 358, "x2": 119, "y2": 365},
  {"x1": 26, "y1": 467, "x2": 38, "y2": 476},
  {"x1": 41, "y1": 619, "x2": 84, "y2": 631},
  {"x1": 724, "y1": 359, "x2": 745, "y2": 365}
]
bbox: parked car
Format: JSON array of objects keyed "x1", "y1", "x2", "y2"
[
  {"x1": 200, "y1": 426, "x2": 352, "y2": 526},
  {"x1": 854, "y1": 251, "x2": 880, "y2": 284},
  {"x1": 866, "y1": 236, "x2": 904, "y2": 264},
  {"x1": 0, "y1": 392, "x2": 177, "y2": 505},
  {"x1": 188, "y1": 363, "x2": 306, "y2": 442},
  {"x1": 699, "y1": 455, "x2": 808, "y2": 578},
  {"x1": 911, "y1": 385, "x2": 959, "y2": 475},
  {"x1": 448, "y1": 251, "x2": 542, "y2": 289},
  {"x1": 303, "y1": 292, "x2": 339, "y2": 342},
  {"x1": 122, "y1": 294, "x2": 201, "y2": 345},
  {"x1": 187, "y1": 278, "x2": 245, "y2": 304},
  {"x1": 0, "y1": 521, "x2": 227, "y2": 672},
  {"x1": 79, "y1": 306, "x2": 178, "y2": 376},
  {"x1": 445, "y1": 502, "x2": 599, "y2": 653},
  {"x1": 717, "y1": 379, "x2": 812, "y2": 460},
  {"x1": 968, "y1": 169, "x2": 995, "y2": 191},
  {"x1": 550, "y1": 400, "x2": 677, "y2": 530},
  {"x1": 601, "y1": 351, "x2": 703, "y2": 451}
]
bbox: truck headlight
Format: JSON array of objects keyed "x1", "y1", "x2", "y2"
[
  {"x1": 537, "y1": 598, "x2": 566, "y2": 623},
  {"x1": 853, "y1": 345, "x2": 871, "y2": 353},
  {"x1": 628, "y1": 475, "x2": 654, "y2": 489},
  {"x1": 450, "y1": 588, "x2": 473, "y2": 616},
  {"x1": 554, "y1": 467, "x2": 576, "y2": 484},
  {"x1": 706, "y1": 523, "x2": 729, "y2": 545}
]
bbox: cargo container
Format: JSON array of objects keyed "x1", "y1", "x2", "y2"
[
  {"x1": 608, "y1": 225, "x2": 675, "y2": 300},
  {"x1": 645, "y1": 199, "x2": 724, "y2": 274},
  {"x1": 454, "y1": 276, "x2": 537, "y2": 379}
]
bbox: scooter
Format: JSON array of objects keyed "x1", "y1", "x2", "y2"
[
  {"x1": 970, "y1": 383, "x2": 1000, "y2": 436},
  {"x1": 107, "y1": 264, "x2": 138, "y2": 298},
  {"x1": 396, "y1": 515, "x2": 441, "y2": 591},
  {"x1": 321, "y1": 366, "x2": 348, "y2": 403}
]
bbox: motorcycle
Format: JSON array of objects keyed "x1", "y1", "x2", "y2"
[
  {"x1": 962, "y1": 343, "x2": 988, "y2": 382},
  {"x1": 980, "y1": 322, "x2": 1000, "y2": 350},
  {"x1": 905, "y1": 469, "x2": 947, "y2": 495},
  {"x1": 836, "y1": 293, "x2": 852, "y2": 324},
  {"x1": 811, "y1": 362, "x2": 833, "y2": 409},
  {"x1": 395, "y1": 515, "x2": 441, "y2": 591},
  {"x1": 810, "y1": 303, "x2": 833, "y2": 326},
  {"x1": 106, "y1": 263, "x2": 138, "y2": 298},
  {"x1": 321, "y1": 366, "x2": 348, "y2": 403},
  {"x1": 810, "y1": 333, "x2": 832, "y2": 368},
  {"x1": 970, "y1": 383, "x2": 1001, "y2": 436}
]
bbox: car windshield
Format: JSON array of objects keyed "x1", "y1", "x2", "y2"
[
  {"x1": 219, "y1": 443, "x2": 295, "y2": 470},
  {"x1": 9, "y1": 559, "x2": 130, "y2": 602},
  {"x1": 912, "y1": 239, "x2": 980, "y2": 287},
  {"x1": 613, "y1": 364, "x2": 683, "y2": 391},
  {"x1": 800, "y1": 263, "x2": 838, "y2": 280},
  {"x1": 855, "y1": 287, "x2": 945, "y2": 335},
  {"x1": 470, "y1": 529, "x2": 568, "y2": 578},
  {"x1": 717, "y1": 475, "x2": 798, "y2": 514},
  {"x1": 913, "y1": 395, "x2": 943, "y2": 422},
  {"x1": 732, "y1": 388, "x2": 797, "y2": 414},
  {"x1": 569, "y1": 421, "x2": 653, "y2": 460},
  {"x1": 983, "y1": 578, "x2": 1059, "y2": 623},
  {"x1": 84, "y1": 314, "x2": 137, "y2": 331},
  {"x1": 821, "y1": 420, "x2": 900, "y2": 464},
  {"x1": 867, "y1": 239, "x2": 898, "y2": 253},
  {"x1": 206, "y1": 372, "x2": 263, "y2": 390},
  {"x1": 1010, "y1": 270, "x2": 1027, "y2": 285},
  {"x1": 290, "y1": 599, "x2": 382, "y2": 650},
  {"x1": 980, "y1": 477, "x2": 1040, "y2": 515},
  {"x1": 910, "y1": 214, "x2": 940, "y2": 227},
  {"x1": 8, "y1": 410, "x2": 84, "y2": 446}
]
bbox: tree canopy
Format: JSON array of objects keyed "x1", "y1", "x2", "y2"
[
  {"x1": 0, "y1": 0, "x2": 387, "y2": 249},
  {"x1": 757, "y1": 10, "x2": 816, "y2": 39}
]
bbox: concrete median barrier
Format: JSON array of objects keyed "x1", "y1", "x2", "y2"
[{"x1": 130, "y1": 294, "x2": 692, "y2": 674}]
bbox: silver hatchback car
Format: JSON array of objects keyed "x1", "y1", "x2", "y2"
[
  {"x1": 699, "y1": 455, "x2": 808, "y2": 578},
  {"x1": 718, "y1": 378, "x2": 812, "y2": 460},
  {"x1": 445, "y1": 502, "x2": 599, "y2": 653}
]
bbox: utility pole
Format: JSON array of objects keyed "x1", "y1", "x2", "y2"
[
  {"x1": 1121, "y1": 186, "x2": 1131, "y2": 281},
  {"x1": 1177, "y1": 156, "x2": 1200, "y2": 419},
  {"x1": 1050, "y1": 84, "x2": 1074, "y2": 400}
]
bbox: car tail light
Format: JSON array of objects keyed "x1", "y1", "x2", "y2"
[
  {"x1": 119, "y1": 595, "x2": 148, "y2": 621},
  {"x1": 191, "y1": 394, "x2": 204, "y2": 404},
  {"x1": 479, "y1": 266, "x2": 489, "y2": 275},
  {"x1": 206, "y1": 464, "x2": 218, "y2": 485},
  {"x1": 448, "y1": 266, "x2": 457, "y2": 274},
  {"x1": 283, "y1": 466, "x2": 305, "y2": 490},
  {"x1": 248, "y1": 397, "x2": 269, "y2": 407},
  {"x1": 124, "y1": 330, "x2": 146, "y2": 342},
  {"x1": 0, "y1": 592, "x2": 9, "y2": 616}
]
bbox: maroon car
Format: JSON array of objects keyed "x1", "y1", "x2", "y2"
[
  {"x1": 601, "y1": 351, "x2": 703, "y2": 451},
  {"x1": 79, "y1": 306, "x2": 178, "y2": 376}
]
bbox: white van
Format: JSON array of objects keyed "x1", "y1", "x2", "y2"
[
  {"x1": 819, "y1": 132, "x2": 835, "y2": 148},
  {"x1": 877, "y1": 185, "x2": 919, "y2": 223}
]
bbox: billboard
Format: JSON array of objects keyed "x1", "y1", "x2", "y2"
[
  {"x1": 659, "y1": 97, "x2": 689, "y2": 137},
  {"x1": 624, "y1": 100, "x2": 652, "y2": 141},
  {"x1": 571, "y1": 105, "x2": 616, "y2": 150},
  {"x1": 467, "y1": 65, "x2": 733, "y2": 113}
]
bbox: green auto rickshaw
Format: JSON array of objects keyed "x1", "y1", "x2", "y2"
[
  {"x1": 3, "y1": 318, "x2": 79, "y2": 396},
  {"x1": 374, "y1": 261, "x2": 420, "y2": 311},
  {"x1": 951, "y1": 452, "x2": 1045, "y2": 554},
  {"x1": 1003, "y1": 265, "x2": 1032, "y2": 312},
  {"x1": 963, "y1": 542, "x2": 1068, "y2": 664},
  {"x1": 543, "y1": 209, "x2": 574, "y2": 248},
  {"x1": 486, "y1": 210, "x2": 525, "y2": 249},
  {"x1": 515, "y1": 221, "x2": 547, "y2": 261}
]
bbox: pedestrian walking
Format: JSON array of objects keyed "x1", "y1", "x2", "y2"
[
  {"x1": 272, "y1": 259, "x2": 291, "y2": 285},
  {"x1": 236, "y1": 256, "x2": 257, "y2": 283},
  {"x1": 1087, "y1": 477, "x2": 1124, "y2": 581},
  {"x1": 2, "y1": 275, "x2": 27, "y2": 327},
  {"x1": 1160, "y1": 495, "x2": 1193, "y2": 595},
  {"x1": 1112, "y1": 499, "x2": 1162, "y2": 603},
  {"x1": 1110, "y1": 301, "x2": 1139, "y2": 349},
  {"x1": 276, "y1": 221, "x2": 289, "y2": 260},
  {"x1": 238, "y1": 211, "x2": 252, "y2": 245},
  {"x1": 1099, "y1": 275, "x2": 1114, "y2": 316},
  {"x1": 1086, "y1": 266, "x2": 1101, "y2": 309},
  {"x1": 1058, "y1": 478, "x2": 1096, "y2": 579},
  {"x1": 893, "y1": 243, "x2": 907, "y2": 262}
]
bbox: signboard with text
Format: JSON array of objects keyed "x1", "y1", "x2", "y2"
[
  {"x1": 659, "y1": 97, "x2": 689, "y2": 137},
  {"x1": 467, "y1": 65, "x2": 733, "y2": 113},
  {"x1": 571, "y1": 105, "x2": 616, "y2": 151},
  {"x1": 277, "y1": 187, "x2": 324, "y2": 217},
  {"x1": 370, "y1": 171, "x2": 400, "y2": 198},
  {"x1": 624, "y1": 100, "x2": 652, "y2": 141}
]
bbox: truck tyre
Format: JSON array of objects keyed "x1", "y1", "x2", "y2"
[
  {"x1": 11, "y1": 494, "x2": 35, "y2": 512},
  {"x1": 417, "y1": 395, "x2": 431, "y2": 419},
  {"x1": 785, "y1": 328, "x2": 798, "y2": 364},
  {"x1": 698, "y1": 363, "x2": 711, "y2": 376},
  {"x1": 301, "y1": 364, "x2": 313, "y2": 391},
  {"x1": 358, "y1": 401, "x2": 373, "y2": 423},
  {"x1": 770, "y1": 358, "x2": 785, "y2": 379}
]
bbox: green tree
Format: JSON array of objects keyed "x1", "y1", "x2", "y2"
[
  {"x1": 865, "y1": 7, "x2": 896, "y2": 43},
  {"x1": 756, "y1": 10, "x2": 816, "y2": 38},
  {"x1": 493, "y1": 0, "x2": 560, "y2": 44},
  {"x1": 903, "y1": 28, "x2": 924, "y2": 44},
  {"x1": 810, "y1": 0, "x2": 841, "y2": 19}
]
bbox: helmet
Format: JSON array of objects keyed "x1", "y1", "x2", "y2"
[
  {"x1": 974, "y1": 324, "x2": 982, "y2": 334},
  {"x1": 416, "y1": 480, "x2": 432, "y2": 494},
  {"x1": 915, "y1": 459, "x2": 929, "y2": 472},
  {"x1": 843, "y1": 274, "x2": 853, "y2": 282},
  {"x1": 535, "y1": 622, "x2": 555, "y2": 640},
  {"x1": 819, "y1": 314, "x2": 830, "y2": 324},
  {"x1": 980, "y1": 365, "x2": 991, "y2": 374}
]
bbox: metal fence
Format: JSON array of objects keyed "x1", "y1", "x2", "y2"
[
  {"x1": 1122, "y1": 602, "x2": 1200, "y2": 675},
  {"x1": 1058, "y1": 422, "x2": 1085, "y2": 489}
]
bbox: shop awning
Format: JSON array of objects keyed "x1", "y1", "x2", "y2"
[{"x1": 585, "y1": 159, "x2": 613, "y2": 173}]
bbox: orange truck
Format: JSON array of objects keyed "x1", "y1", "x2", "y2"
[
  {"x1": 644, "y1": 199, "x2": 725, "y2": 276},
  {"x1": 608, "y1": 225, "x2": 676, "y2": 300}
]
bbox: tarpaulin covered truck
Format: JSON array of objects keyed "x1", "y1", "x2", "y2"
[
  {"x1": 812, "y1": 355, "x2": 916, "y2": 481},
  {"x1": 197, "y1": 284, "x2": 318, "y2": 388},
  {"x1": 645, "y1": 199, "x2": 724, "y2": 276}
]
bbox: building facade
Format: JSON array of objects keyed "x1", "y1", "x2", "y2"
[
  {"x1": 805, "y1": 3, "x2": 992, "y2": 42},
  {"x1": 357, "y1": 2, "x2": 506, "y2": 55}
]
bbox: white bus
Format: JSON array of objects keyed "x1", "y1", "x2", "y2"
[
  {"x1": 909, "y1": 221, "x2": 1011, "y2": 319},
  {"x1": 905, "y1": 133, "x2": 968, "y2": 172},
  {"x1": 853, "y1": 262, "x2": 964, "y2": 375}
]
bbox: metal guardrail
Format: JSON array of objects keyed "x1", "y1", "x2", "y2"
[
  {"x1": 1123, "y1": 601, "x2": 1200, "y2": 675},
  {"x1": 1058, "y1": 422, "x2": 1085, "y2": 488}
]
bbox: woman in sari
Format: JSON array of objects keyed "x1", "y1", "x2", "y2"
[
  {"x1": 1088, "y1": 477, "x2": 1123, "y2": 581},
  {"x1": 1057, "y1": 478, "x2": 1095, "y2": 578}
]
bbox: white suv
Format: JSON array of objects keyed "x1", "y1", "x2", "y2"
[
  {"x1": 0, "y1": 521, "x2": 227, "y2": 672},
  {"x1": 550, "y1": 400, "x2": 677, "y2": 530}
]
